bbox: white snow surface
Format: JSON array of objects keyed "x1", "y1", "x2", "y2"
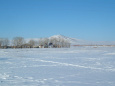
[{"x1": 0, "y1": 47, "x2": 115, "y2": 86}]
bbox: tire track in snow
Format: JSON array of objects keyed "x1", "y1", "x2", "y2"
[{"x1": 30, "y1": 59, "x2": 115, "y2": 72}]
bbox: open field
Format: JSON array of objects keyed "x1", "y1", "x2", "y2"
[{"x1": 0, "y1": 47, "x2": 115, "y2": 86}]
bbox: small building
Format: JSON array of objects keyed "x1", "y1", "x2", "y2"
[{"x1": 39, "y1": 45, "x2": 44, "y2": 48}]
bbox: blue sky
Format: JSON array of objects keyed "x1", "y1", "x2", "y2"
[{"x1": 0, "y1": 0, "x2": 115, "y2": 41}]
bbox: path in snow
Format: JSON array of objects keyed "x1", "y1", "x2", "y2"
[{"x1": 0, "y1": 47, "x2": 115, "y2": 86}]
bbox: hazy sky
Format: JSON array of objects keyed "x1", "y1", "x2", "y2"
[{"x1": 0, "y1": 0, "x2": 115, "y2": 41}]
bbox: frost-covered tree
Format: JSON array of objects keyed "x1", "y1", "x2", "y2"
[
  {"x1": 38, "y1": 38, "x2": 49, "y2": 48},
  {"x1": 49, "y1": 38, "x2": 58, "y2": 47},
  {"x1": 49, "y1": 37, "x2": 70, "y2": 48}
]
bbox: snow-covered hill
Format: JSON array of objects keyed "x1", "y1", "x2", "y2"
[
  {"x1": 49, "y1": 35, "x2": 86, "y2": 45},
  {"x1": 49, "y1": 35, "x2": 115, "y2": 45}
]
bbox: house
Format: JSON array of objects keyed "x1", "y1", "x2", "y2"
[{"x1": 39, "y1": 45, "x2": 44, "y2": 48}]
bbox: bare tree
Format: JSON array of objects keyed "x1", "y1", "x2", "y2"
[
  {"x1": 12, "y1": 37, "x2": 25, "y2": 48},
  {"x1": 28, "y1": 39, "x2": 36, "y2": 48},
  {"x1": 0, "y1": 38, "x2": 9, "y2": 48},
  {"x1": 43, "y1": 38, "x2": 49, "y2": 48},
  {"x1": 0, "y1": 38, "x2": 3, "y2": 48},
  {"x1": 2, "y1": 38, "x2": 9, "y2": 48},
  {"x1": 38, "y1": 38, "x2": 43, "y2": 46}
]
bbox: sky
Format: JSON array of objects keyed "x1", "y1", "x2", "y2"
[{"x1": 0, "y1": 0, "x2": 115, "y2": 41}]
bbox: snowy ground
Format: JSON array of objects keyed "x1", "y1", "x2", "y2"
[{"x1": 0, "y1": 47, "x2": 115, "y2": 86}]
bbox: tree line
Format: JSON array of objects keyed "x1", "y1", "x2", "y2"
[{"x1": 0, "y1": 37, "x2": 70, "y2": 49}]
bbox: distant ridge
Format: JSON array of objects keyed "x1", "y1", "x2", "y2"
[{"x1": 50, "y1": 35, "x2": 115, "y2": 45}]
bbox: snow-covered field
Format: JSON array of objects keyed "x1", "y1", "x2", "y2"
[{"x1": 0, "y1": 47, "x2": 115, "y2": 86}]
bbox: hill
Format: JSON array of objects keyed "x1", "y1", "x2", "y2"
[{"x1": 50, "y1": 35, "x2": 115, "y2": 45}]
